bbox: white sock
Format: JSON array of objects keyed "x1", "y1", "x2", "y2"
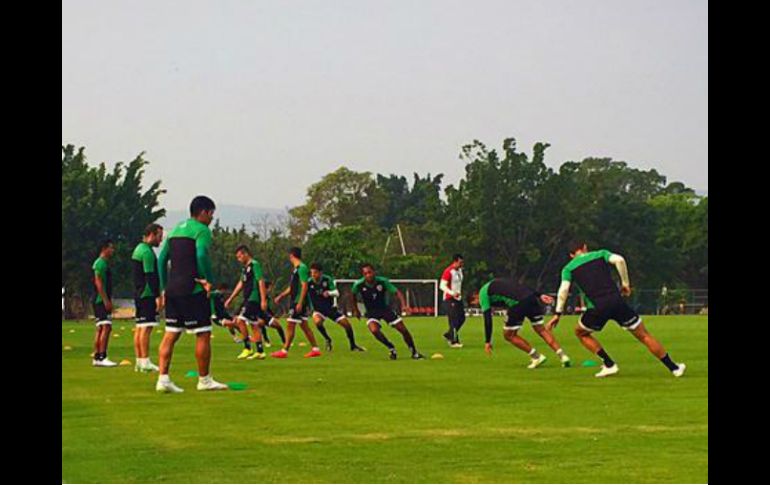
[
  {"x1": 158, "y1": 374, "x2": 170, "y2": 383},
  {"x1": 556, "y1": 349, "x2": 565, "y2": 357},
  {"x1": 199, "y1": 375, "x2": 210, "y2": 383},
  {"x1": 529, "y1": 348, "x2": 539, "y2": 357},
  {"x1": 312, "y1": 347, "x2": 320, "y2": 352}
]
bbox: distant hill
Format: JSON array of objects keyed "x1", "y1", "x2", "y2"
[{"x1": 160, "y1": 204, "x2": 288, "y2": 231}]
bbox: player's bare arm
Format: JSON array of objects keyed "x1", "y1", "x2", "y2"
[
  {"x1": 226, "y1": 279, "x2": 244, "y2": 308},
  {"x1": 94, "y1": 274, "x2": 111, "y2": 312}
]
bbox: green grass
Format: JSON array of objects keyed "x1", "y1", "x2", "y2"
[{"x1": 62, "y1": 315, "x2": 707, "y2": 483}]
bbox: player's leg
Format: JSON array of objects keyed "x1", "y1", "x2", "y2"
[
  {"x1": 628, "y1": 321, "x2": 685, "y2": 376},
  {"x1": 98, "y1": 322, "x2": 112, "y2": 361},
  {"x1": 272, "y1": 318, "x2": 297, "y2": 358},
  {"x1": 235, "y1": 316, "x2": 255, "y2": 359},
  {"x1": 574, "y1": 311, "x2": 618, "y2": 377},
  {"x1": 532, "y1": 324, "x2": 570, "y2": 367},
  {"x1": 298, "y1": 317, "x2": 322, "y2": 357},
  {"x1": 269, "y1": 318, "x2": 286, "y2": 344},
  {"x1": 246, "y1": 322, "x2": 266, "y2": 359},
  {"x1": 367, "y1": 319, "x2": 397, "y2": 359},
  {"x1": 189, "y1": 295, "x2": 227, "y2": 391},
  {"x1": 502, "y1": 328, "x2": 546, "y2": 369},
  {"x1": 335, "y1": 314, "x2": 365, "y2": 351},
  {"x1": 391, "y1": 318, "x2": 424, "y2": 360},
  {"x1": 312, "y1": 312, "x2": 333, "y2": 351},
  {"x1": 156, "y1": 329, "x2": 184, "y2": 392}
]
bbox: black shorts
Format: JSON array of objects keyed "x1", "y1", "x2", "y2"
[
  {"x1": 237, "y1": 301, "x2": 270, "y2": 324},
  {"x1": 313, "y1": 306, "x2": 345, "y2": 323},
  {"x1": 93, "y1": 302, "x2": 112, "y2": 326},
  {"x1": 365, "y1": 308, "x2": 402, "y2": 327},
  {"x1": 503, "y1": 295, "x2": 545, "y2": 330},
  {"x1": 134, "y1": 297, "x2": 159, "y2": 327},
  {"x1": 211, "y1": 309, "x2": 233, "y2": 326},
  {"x1": 579, "y1": 298, "x2": 642, "y2": 332},
  {"x1": 446, "y1": 299, "x2": 466, "y2": 329},
  {"x1": 165, "y1": 292, "x2": 212, "y2": 334},
  {"x1": 287, "y1": 303, "x2": 309, "y2": 322}
]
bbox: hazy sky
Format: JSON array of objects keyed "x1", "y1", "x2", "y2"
[{"x1": 62, "y1": 0, "x2": 708, "y2": 210}]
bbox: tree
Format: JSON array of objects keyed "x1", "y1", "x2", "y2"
[{"x1": 62, "y1": 145, "x2": 165, "y2": 317}]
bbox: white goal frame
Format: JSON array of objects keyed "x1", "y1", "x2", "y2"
[{"x1": 334, "y1": 279, "x2": 439, "y2": 316}]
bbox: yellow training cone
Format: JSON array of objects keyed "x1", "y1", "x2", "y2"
[
  {"x1": 119, "y1": 359, "x2": 132, "y2": 366},
  {"x1": 63, "y1": 346, "x2": 72, "y2": 351},
  {"x1": 298, "y1": 342, "x2": 307, "y2": 347},
  {"x1": 431, "y1": 353, "x2": 444, "y2": 360}
]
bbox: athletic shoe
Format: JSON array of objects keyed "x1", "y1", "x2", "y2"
[
  {"x1": 92, "y1": 359, "x2": 98, "y2": 366},
  {"x1": 450, "y1": 341, "x2": 464, "y2": 349},
  {"x1": 95, "y1": 358, "x2": 118, "y2": 367},
  {"x1": 389, "y1": 349, "x2": 398, "y2": 360},
  {"x1": 560, "y1": 355, "x2": 572, "y2": 368},
  {"x1": 595, "y1": 364, "x2": 620, "y2": 378},
  {"x1": 325, "y1": 339, "x2": 333, "y2": 352},
  {"x1": 412, "y1": 352, "x2": 426, "y2": 360},
  {"x1": 271, "y1": 349, "x2": 289, "y2": 359},
  {"x1": 304, "y1": 349, "x2": 322, "y2": 358},
  {"x1": 527, "y1": 354, "x2": 547, "y2": 369},
  {"x1": 247, "y1": 352, "x2": 266, "y2": 360},
  {"x1": 156, "y1": 379, "x2": 184, "y2": 393},
  {"x1": 237, "y1": 348, "x2": 254, "y2": 360},
  {"x1": 351, "y1": 345, "x2": 367, "y2": 352},
  {"x1": 264, "y1": 341, "x2": 272, "y2": 348},
  {"x1": 196, "y1": 376, "x2": 228, "y2": 391},
  {"x1": 672, "y1": 363, "x2": 686, "y2": 377}
]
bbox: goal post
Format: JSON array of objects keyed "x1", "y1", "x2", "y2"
[{"x1": 334, "y1": 279, "x2": 439, "y2": 316}]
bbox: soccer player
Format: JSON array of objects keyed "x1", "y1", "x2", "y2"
[
  {"x1": 440, "y1": 254, "x2": 465, "y2": 348},
  {"x1": 308, "y1": 262, "x2": 366, "y2": 352},
  {"x1": 155, "y1": 195, "x2": 228, "y2": 393},
  {"x1": 349, "y1": 263, "x2": 425, "y2": 360},
  {"x1": 91, "y1": 240, "x2": 117, "y2": 367},
  {"x1": 270, "y1": 247, "x2": 322, "y2": 358},
  {"x1": 471, "y1": 278, "x2": 571, "y2": 368},
  {"x1": 225, "y1": 245, "x2": 268, "y2": 360},
  {"x1": 210, "y1": 283, "x2": 244, "y2": 342},
  {"x1": 547, "y1": 241, "x2": 686, "y2": 378},
  {"x1": 259, "y1": 280, "x2": 287, "y2": 348},
  {"x1": 131, "y1": 223, "x2": 163, "y2": 372}
]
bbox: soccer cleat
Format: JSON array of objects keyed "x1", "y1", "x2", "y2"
[
  {"x1": 197, "y1": 376, "x2": 228, "y2": 391},
  {"x1": 450, "y1": 341, "x2": 464, "y2": 349},
  {"x1": 595, "y1": 364, "x2": 620, "y2": 378},
  {"x1": 560, "y1": 355, "x2": 572, "y2": 368},
  {"x1": 247, "y1": 351, "x2": 266, "y2": 360},
  {"x1": 389, "y1": 349, "x2": 398, "y2": 360},
  {"x1": 325, "y1": 339, "x2": 333, "y2": 352},
  {"x1": 264, "y1": 341, "x2": 272, "y2": 348},
  {"x1": 672, "y1": 363, "x2": 686, "y2": 377},
  {"x1": 412, "y1": 352, "x2": 426, "y2": 360},
  {"x1": 156, "y1": 379, "x2": 184, "y2": 393},
  {"x1": 527, "y1": 354, "x2": 547, "y2": 369},
  {"x1": 271, "y1": 349, "x2": 289, "y2": 359},
  {"x1": 237, "y1": 348, "x2": 254, "y2": 360},
  {"x1": 304, "y1": 349, "x2": 322, "y2": 358},
  {"x1": 95, "y1": 358, "x2": 118, "y2": 367},
  {"x1": 351, "y1": 345, "x2": 367, "y2": 352},
  {"x1": 92, "y1": 359, "x2": 98, "y2": 366}
]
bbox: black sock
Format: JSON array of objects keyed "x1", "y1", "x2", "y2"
[
  {"x1": 343, "y1": 326, "x2": 357, "y2": 348},
  {"x1": 596, "y1": 348, "x2": 615, "y2": 367},
  {"x1": 317, "y1": 324, "x2": 332, "y2": 342},
  {"x1": 262, "y1": 327, "x2": 270, "y2": 343},
  {"x1": 371, "y1": 329, "x2": 395, "y2": 350},
  {"x1": 275, "y1": 325, "x2": 286, "y2": 344},
  {"x1": 256, "y1": 341, "x2": 264, "y2": 353},
  {"x1": 244, "y1": 340, "x2": 251, "y2": 350},
  {"x1": 660, "y1": 353, "x2": 679, "y2": 372}
]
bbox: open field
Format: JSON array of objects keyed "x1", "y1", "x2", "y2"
[{"x1": 62, "y1": 315, "x2": 707, "y2": 483}]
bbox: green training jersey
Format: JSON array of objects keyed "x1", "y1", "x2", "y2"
[
  {"x1": 158, "y1": 218, "x2": 213, "y2": 297},
  {"x1": 478, "y1": 278, "x2": 538, "y2": 311},
  {"x1": 351, "y1": 276, "x2": 397, "y2": 312},
  {"x1": 560, "y1": 249, "x2": 617, "y2": 308},
  {"x1": 308, "y1": 274, "x2": 337, "y2": 312},
  {"x1": 241, "y1": 259, "x2": 265, "y2": 303},
  {"x1": 289, "y1": 262, "x2": 310, "y2": 305},
  {"x1": 132, "y1": 242, "x2": 159, "y2": 299},
  {"x1": 92, "y1": 256, "x2": 112, "y2": 304}
]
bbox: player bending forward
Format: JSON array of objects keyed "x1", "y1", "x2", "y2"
[
  {"x1": 471, "y1": 278, "x2": 571, "y2": 368},
  {"x1": 547, "y1": 241, "x2": 685, "y2": 378},
  {"x1": 308, "y1": 262, "x2": 366, "y2": 352}
]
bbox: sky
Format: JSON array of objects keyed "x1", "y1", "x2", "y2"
[{"x1": 62, "y1": 0, "x2": 708, "y2": 211}]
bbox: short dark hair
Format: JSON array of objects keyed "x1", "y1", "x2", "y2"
[
  {"x1": 310, "y1": 262, "x2": 323, "y2": 271},
  {"x1": 264, "y1": 279, "x2": 273, "y2": 287},
  {"x1": 189, "y1": 195, "x2": 216, "y2": 217},
  {"x1": 98, "y1": 239, "x2": 114, "y2": 252},
  {"x1": 360, "y1": 262, "x2": 374, "y2": 271},
  {"x1": 452, "y1": 253, "x2": 463, "y2": 261},
  {"x1": 235, "y1": 244, "x2": 251, "y2": 255},
  {"x1": 288, "y1": 247, "x2": 302, "y2": 259},
  {"x1": 568, "y1": 239, "x2": 588, "y2": 254},
  {"x1": 144, "y1": 223, "x2": 163, "y2": 237}
]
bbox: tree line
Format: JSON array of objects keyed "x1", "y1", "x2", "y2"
[{"x1": 62, "y1": 138, "x2": 707, "y2": 317}]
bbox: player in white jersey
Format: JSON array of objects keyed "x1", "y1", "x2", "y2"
[{"x1": 440, "y1": 254, "x2": 465, "y2": 348}]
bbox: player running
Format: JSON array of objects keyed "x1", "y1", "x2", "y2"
[
  {"x1": 471, "y1": 278, "x2": 571, "y2": 368},
  {"x1": 131, "y1": 223, "x2": 164, "y2": 372},
  {"x1": 308, "y1": 262, "x2": 366, "y2": 352},
  {"x1": 440, "y1": 254, "x2": 465, "y2": 348},
  {"x1": 91, "y1": 240, "x2": 117, "y2": 367},
  {"x1": 270, "y1": 247, "x2": 322, "y2": 358},
  {"x1": 225, "y1": 245, "x2": 268, "y2": 360},
  {"x1": 259, "y1": 280, "x2": 287, "y2": 348},
  {"x1": 155, "y1": 195, "x2": 228, "y2": 393},
  {"x1": 547, "y1": 241, "x2": 686, "y2": 378},
  {"x1": 349, "y1": 263, "x2": 425, "y2": 360}
]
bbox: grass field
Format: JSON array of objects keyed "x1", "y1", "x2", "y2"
[{"x1": 62, "y1": 315, "x2": 707, "y2": 483}]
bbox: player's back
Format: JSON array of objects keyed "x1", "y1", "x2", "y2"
[
  {"x1": 164, "y1": 218, "x2": 211, "y2": 297},
  {"x1": 131, "y1": 242, "x2": 158, "y2": 298},
  {"x1": 562, "y1": 250, "x2": 619, "y2": 304}
]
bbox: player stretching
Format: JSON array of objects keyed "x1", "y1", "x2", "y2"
[
  {"x1": 440, "y1": 254, "x2": 465, "y2": 348},
  {"x1": 225, "y1": 245, "x2": 268, "y2": 360},
  {"x1": 471, "y1": 278, "x2": 571, "y2": 368},
  {"x1": 270, "y1": 247, "x2": 322, "y2": 358},
  {"x1": 155, "y1": 195, "x2": 228, "y2": 392},
  {"x1": 91, "y1": 240, "x2": 117, "y2": 367},
  {"x1": 547, "y1": 241, "x2": 686, "y2": 378},
  {"x1": 131, "y1": 223, "x2": 164, "y2": 372},
  {"x1": 259, "y1": 280, "x2": 287, "y2": 348},
  {"x1": 308, "y1": 262, "x2": 366, "y2": 352},
  {"x1": 210, "y1": 284, "x2": 245, "y2": 343},
  {"x1": 349, "y1": 263, "x2": 425, "y2": 360}
]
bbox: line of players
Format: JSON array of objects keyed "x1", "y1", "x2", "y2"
[{"x1": 88, "y1": 195, "x2": 685, "y2": 393}]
